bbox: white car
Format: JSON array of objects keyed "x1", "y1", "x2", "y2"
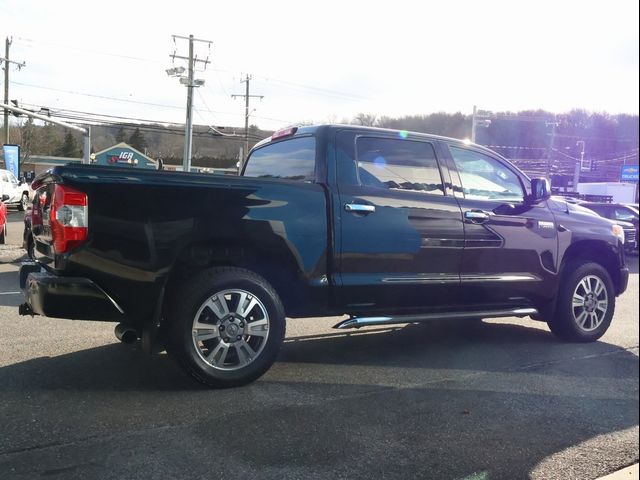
[{"x1": 0, "y1": 168, "x2": 32, "y2": 211}]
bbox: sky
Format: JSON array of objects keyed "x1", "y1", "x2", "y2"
[{"x1": 1, "y1": 0, "x2": 639, "y2": 132}]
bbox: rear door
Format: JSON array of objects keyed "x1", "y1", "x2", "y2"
[{"x1": 333, "y1": 130, "x2": 464, "y2": 312}]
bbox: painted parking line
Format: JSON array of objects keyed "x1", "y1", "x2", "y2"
[{"x1": 0, "y1": 291, "x2": 21, "y2": 295}]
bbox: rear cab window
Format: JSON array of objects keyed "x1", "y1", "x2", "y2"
[
  {"x1": 244, "y1": 136, "x2": 316, "y2": 182},
  {"x1": 335, "y1": 130, "x2": 445, "y2": 195}
]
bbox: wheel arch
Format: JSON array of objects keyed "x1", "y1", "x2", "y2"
[
  {"x1": 560, "y1": 240, "x2": 622, "y2": 294},
  {"x1": 163, "y1": 239, "x2": 316, "y2": 318}
]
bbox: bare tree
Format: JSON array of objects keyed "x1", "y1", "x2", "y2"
[{"x1": 352, "y1": 113, "x2": 378, "y2": 127}]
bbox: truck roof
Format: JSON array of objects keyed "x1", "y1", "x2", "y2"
[
  {"x1": 252, "y1": 124, "x2": 496, "y2": 156},
  {"x1": 250, "y1": 124, "x2": 527, "y2": 180}
]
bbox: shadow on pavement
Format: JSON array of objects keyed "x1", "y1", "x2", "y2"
[
  {"x1": 0, "y1": 321, "x2": 637, "y2": 480},
  {"x1": 279, "y1": 319, "x2": 638, "y2": 379}
]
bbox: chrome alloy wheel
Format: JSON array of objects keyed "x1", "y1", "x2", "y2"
[
  {"x1": 191, "y1": 289, "x2": 270, "y2": 371},
  {"x1": 572, "y1": 275, "x2": 608, "y2": 332}
]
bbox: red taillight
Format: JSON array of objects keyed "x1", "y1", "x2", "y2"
[{"x1": 50, "y1": 184, "x2": 88, "y2": 254}]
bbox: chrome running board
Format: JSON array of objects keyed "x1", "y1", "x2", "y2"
[{"x1": 333, "y1": 308, "x2": 538, "y2": 329}]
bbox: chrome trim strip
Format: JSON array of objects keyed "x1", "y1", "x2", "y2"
[
  {"x1": 460, "y1": 274, "x2": 540, "y2": 283},
  {"x1": 382, "y1": 275, "x2": 459, "y2": 284},
  {"x1": 333, "y1": 307, "x2": 538, "y2": 329}
]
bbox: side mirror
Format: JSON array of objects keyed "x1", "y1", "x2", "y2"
[
  {"x1": 529, "y1": 178, "x2": 551, "y2": 204},
  {"x1": 1, "y1": 194, "x2": 9, "y2": 202}
]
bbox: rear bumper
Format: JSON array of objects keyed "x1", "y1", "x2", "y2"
[{"x1": 19, "y1": 263, "x2": 125, "y2": 321}]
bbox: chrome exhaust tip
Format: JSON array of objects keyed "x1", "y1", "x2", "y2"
[{"x1": 115, "y1": 323, "x2": 139, "y2": 344}]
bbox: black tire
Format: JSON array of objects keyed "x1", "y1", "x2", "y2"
[
  {"x1": 547, "y1": 261, "x2": 615, "y2": 342},
  {"x1": 167, "y1": 267, "x2": 286, "y2": 388},
  {"x1": 18, "y1": 193, "x2": 29, "y2": 212},
  {"x1": 0, "y1": 222, "x2": 6, "y2": 244},
  {"x1": 26, "y1": 233, "x2": 34, "y2": 259}
]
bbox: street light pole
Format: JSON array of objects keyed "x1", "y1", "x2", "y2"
[{"x1": 1, "y1": 102, "x2": 90, "y2": 163}]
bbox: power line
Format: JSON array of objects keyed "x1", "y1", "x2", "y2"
[
  {"x1": 12, "y1": 80, "x2": 185, "y2": 110},
  {"x1": 16, "y1": 101, "x2": 269, "y2": 139},
  {"x1": 17, "y1": 104, "x2": 267, "y2": 141},
  {"x1": 16, "y1": 36, "x2": 162, "y2": 64},
  {"x1": 11, "y1": 80, "x2": 253, "y2": 120},
  {"x1": 251, "y1": 73, "x2": 369, "y2": 102},
  {"x1": 16, "y1": 35, "x2": 368, "y2": 104}
]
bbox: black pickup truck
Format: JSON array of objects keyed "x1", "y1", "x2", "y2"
[{"x1": 19, "y1": 125, "x2": 629, "y2": 387}]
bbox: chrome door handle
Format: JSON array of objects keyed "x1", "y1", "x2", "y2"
[
  {"x1": 345, "y1": 203, "x2": 376, "y2": 214},
  {"x1": 464, "y1": 210, "x2": 489, "y2": 222}
]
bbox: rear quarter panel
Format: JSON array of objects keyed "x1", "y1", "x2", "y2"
[{"x1": 35, "y1": 166, "x2": 328, "y2": 324}]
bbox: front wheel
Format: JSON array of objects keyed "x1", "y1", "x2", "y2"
[
  {"x1": 168, "y1": 267, "x2": 286, "y2": 388},
  {"x1": 547, "y1": 261, "x2": 615, "y2": 342}
]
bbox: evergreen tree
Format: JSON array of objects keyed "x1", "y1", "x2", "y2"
[
  {"x1": 128, "y1": 128, "x2": 147, "y2": 152},
  {"x1": 56, "y1": 131, "x2": 80, "y2": 157},
  {"x1": 115, "y1": 127, "x2": 127, "y2": 143}
]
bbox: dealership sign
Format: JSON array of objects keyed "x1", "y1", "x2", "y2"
[
  {"x1": 93, "y1": 143, "x2": 157, "y2": 170},
  {"x1": 620, "y1": 165, "x2": 639, "y2": 182}
]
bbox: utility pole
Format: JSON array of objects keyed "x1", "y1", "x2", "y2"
[
  {"x1": 471, "y1": 105, "x2": 477, "y2": 143},
  {"x1": 232, "y1": 74, "x2": 263, "y2": 165},
  {"x1": 1, "y1": 36, "x2": 26, "y2": 144},
  {"x1": 470, "y1": 105, "x2": 491, "y2": 144},
  {"x1": 573, "y1": 140, "x2": 585, "y2": 193},
  {"x1": 168, "y1": 34, "x2": 211, "y2": 172},
  {"x1": 545, "y1": 119, "x2": 560, "y2": 179}
]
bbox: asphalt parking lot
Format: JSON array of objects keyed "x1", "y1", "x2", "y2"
[{"x1": 0, "y1": 210, "x2": 638, "y2": 480}]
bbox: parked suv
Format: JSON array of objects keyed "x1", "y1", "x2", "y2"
[
  {"x1": 19, "y1": 125, "x2": 629, "y2": 387},
  {"x1": 0, "y1": 168, "x2": 32, "y2": 211}
]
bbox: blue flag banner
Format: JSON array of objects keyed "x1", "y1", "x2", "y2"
[{"x1": 2, "y1": 144, "x2": 20, "y2": 179}]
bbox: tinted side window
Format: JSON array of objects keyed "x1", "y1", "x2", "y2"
[
  {"x1": 244, "y1": 137, "x2": 315, "y2": 182},
  {"x1": 586, "y1": 205, "x2": 611, "y2": 218},
  {"x1": 355, "y1": 137, "x2": 444, "y2": 195},
  {"x1": 450, "y1": 146, "x2": 524, "y2": 202}
]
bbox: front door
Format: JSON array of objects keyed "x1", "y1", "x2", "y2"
[
  {"x1": 333, "y1": 131, "x2": 465, "y2": 313},
  {"x1": 444, "y1": 144, "x2": 559, "y2": 308}
]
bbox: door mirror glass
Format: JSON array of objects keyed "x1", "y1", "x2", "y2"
[{"x1": 530, "y1": 178, "x2": 551, "y2": 203}]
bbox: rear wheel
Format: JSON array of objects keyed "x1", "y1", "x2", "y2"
[
  {"x1": 547, "y1": 261, "x2": 615, "y2": 342},
  {"x1": 19, "y1": 193, "x2": 29, "y2": 212},
  {"x1": 168, "y1": 267, "x2": 286, "y2": 388}
]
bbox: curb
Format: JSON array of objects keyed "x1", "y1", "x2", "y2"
[{"x1": 597, "y1": 464, "x2": 639, "y2": 480}]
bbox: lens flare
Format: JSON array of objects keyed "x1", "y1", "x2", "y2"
[
  {"x1": 373, "y1": 156, "x2": 386, "y2": 168},
  {"x1": 398, "y1": 130, "x2": 409, "y2": 139}
]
